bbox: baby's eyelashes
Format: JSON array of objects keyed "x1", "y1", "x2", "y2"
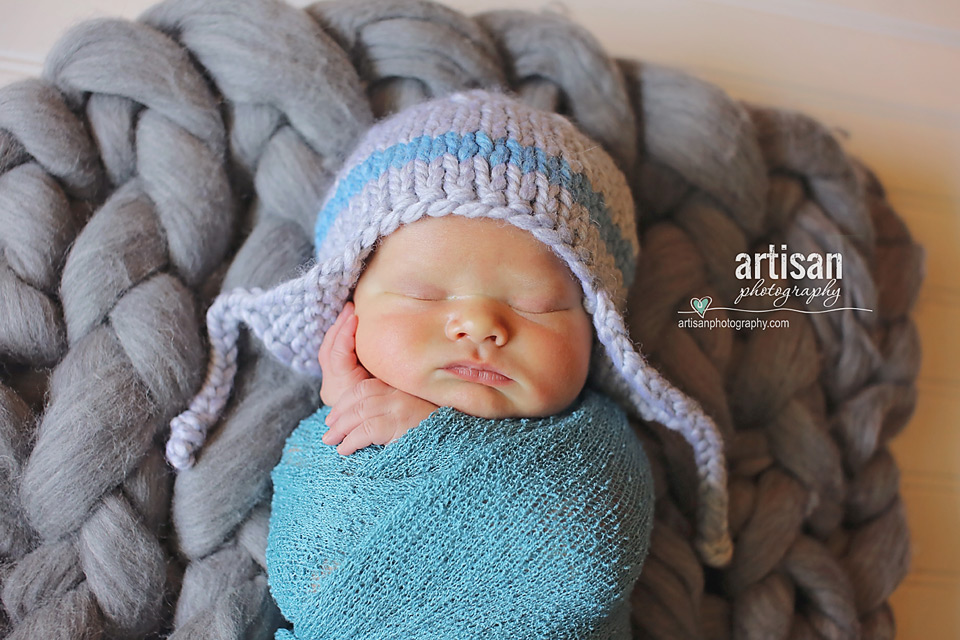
[
  {"x1": 507, "y1": 297, "x2": 572, "y2": 314},
  {"x1": 398, "y1": 288, "x2": 445, "y2": 302}
]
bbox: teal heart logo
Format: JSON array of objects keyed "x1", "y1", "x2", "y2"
[{"x1": 691, "y1": 296, "x2": 712, "y2": 318}]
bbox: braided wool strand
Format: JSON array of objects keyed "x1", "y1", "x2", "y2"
[
  {"x1": 135, "y1": 0, "x2": 373, "y2": 634},
  {"x1": 2, "y1": 13, "x2": 233, "y2": 639}
]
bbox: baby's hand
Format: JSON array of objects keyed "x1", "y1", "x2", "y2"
[
  {"x1": 318, "y1": 301, "x2": 438, "y2": 455},
  {"x1": 318, "y1": 302, "x2": 370, "y2": 407},
  {"x1": 322, "y1": 379, "x2": 438, "y2": 455}
]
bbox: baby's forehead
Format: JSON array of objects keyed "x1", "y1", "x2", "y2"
[{"x1": 361, "y1": 215, "x2": 583, "y2": 289}]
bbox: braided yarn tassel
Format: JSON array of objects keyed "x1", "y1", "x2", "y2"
[
  {"x1": 166, "y1": 264, "x2": 341, "y2": 470},
  {"x1": 593, "y1": 291, "x2": 733, "y2": 568},
  {"x1": 166, "y1": 289, "x2": 260, "y2": 470}
]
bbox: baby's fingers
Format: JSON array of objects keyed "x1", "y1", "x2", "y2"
[
  {"x1": 317, "y1": 306, "x2": 346, "y2": 370},
  {"x1": 322, "y1": 380, "x2": 393, "y2": 450},
  {"x1": 324, "y1": 381, "x2": 381, "y2": 432},
  {"x1": 320, "y1": 417, "x2": 350, "y2": 447},
  {"x1": 322, "y1": 406, "x2": 380, "y2": 452},
  {"x1": 326, "y1": 378, "x2": 390, "y2": 424},
  {"x1": 318, "y1": 303, "x2": 358, "y2": 374},
  {"x1": 335, "y1": 417, "x2": 398, "y2": 456}
]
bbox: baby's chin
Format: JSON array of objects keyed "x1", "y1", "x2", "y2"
[{"x1": 416, "y1": 383, "x2": 569, "y2": 421}]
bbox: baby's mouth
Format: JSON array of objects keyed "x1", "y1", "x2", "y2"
[{"x1": 442, "y1": 362, "x2": 512, "y2": 386}]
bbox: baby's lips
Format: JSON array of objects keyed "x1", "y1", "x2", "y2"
[{"x1": 442, "y1": 362, "x2": 512, "y2": 386}]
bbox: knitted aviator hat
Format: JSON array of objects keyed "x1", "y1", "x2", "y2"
[{"x1": 167, "y1": 90, "x2": 732, "y2": 567}]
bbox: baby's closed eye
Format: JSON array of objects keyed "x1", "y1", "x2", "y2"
[
  {"x1": 399, "y1": 285, "x2": 446, "y2": 301},
  {"x1": 385, "y1": 277, "x2": 446, "y2": 301},
  {"x1": 508, "y1": 296, "x2": 574, "y2": 314}
]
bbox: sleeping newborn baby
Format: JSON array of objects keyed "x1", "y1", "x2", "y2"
[
  {"x1": 268, "y1": 215, "x2": 650, "y2": 639},
  {"x1": 166, "y1": 90, "x2": 732, "y2": 639}
]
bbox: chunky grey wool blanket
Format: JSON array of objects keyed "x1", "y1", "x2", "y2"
[{"x1": 0, "y1": 0, "x2": 922, "y2": 638}]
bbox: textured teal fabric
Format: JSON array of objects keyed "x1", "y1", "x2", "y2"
[{"x1": 266, "y1": 389, "x2": 653, "y2": 639}]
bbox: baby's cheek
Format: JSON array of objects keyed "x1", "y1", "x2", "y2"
[
  {"x1": 353, "y1": 318, "x2": 394, "y2": 380},
  {"x1": 528, "y1": 325, "x2": 593, "y2": 411},
  {"x1": 355, "y1": 315, "x2": 429, "y2": 390}
]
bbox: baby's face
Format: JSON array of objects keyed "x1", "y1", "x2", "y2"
[{"x1": 352, "y1": 216, "x2": 593, "y2": 419}]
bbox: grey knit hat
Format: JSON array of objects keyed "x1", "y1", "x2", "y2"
[{"x1": 166, "y1": 89, "x2": 732, "y2": 567}]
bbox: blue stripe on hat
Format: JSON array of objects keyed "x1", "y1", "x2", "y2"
[{"x1": 315, "y1": 131, "x2": 637, "y2": 280}]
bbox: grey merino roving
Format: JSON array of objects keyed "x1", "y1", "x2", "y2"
[{"x1": 0, "y1": 0, "x2": 922, "y2": 638}]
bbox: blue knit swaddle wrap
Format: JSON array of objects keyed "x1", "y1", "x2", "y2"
[{"x1": 267, "y1": 389, "x2": 653, "y2": 639}]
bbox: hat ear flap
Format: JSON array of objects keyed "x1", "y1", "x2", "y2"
[
  {"x1": 166, "y1": 265, "x2": 335, "y2": 470},
  {"x1": 590, "y1": 290, "x2": 733, "y2": 568}
]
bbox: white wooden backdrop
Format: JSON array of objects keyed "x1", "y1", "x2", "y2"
[{"x1": 2, "y1": 0, "x2": 958, "y2": 637}]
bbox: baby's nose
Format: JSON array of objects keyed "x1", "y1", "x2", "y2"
[{"x1": 444, "y1": 299, "x2": 509, "y2": 347}]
